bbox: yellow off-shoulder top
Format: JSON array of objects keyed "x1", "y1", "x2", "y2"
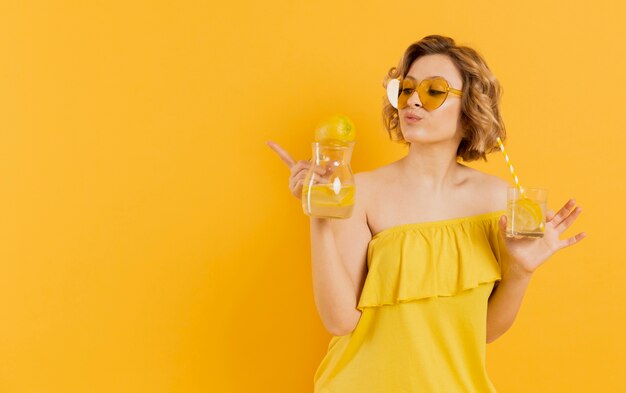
[{"x1": 314, "y1": 210, "x2": 508, "y2": 393}]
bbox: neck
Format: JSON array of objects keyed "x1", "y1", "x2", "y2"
[{"x1": 398, "y1": 141, "x2": 464, "y2": 193}]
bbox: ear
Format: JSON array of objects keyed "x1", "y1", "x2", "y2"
[{"x1": 386, "y1": 79, "x2": 400, "y2": 109}]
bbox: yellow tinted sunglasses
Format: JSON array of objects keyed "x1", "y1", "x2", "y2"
[{"x1": 398, "y1": 77, "x2": 462, "y2": 111}]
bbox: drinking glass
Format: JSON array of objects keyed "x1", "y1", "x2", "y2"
[{"x1": 506, "y1": 187, "x2": 548, "y2": 238}]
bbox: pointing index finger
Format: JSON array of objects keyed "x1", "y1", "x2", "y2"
[{"x1": 266, "y1": 141, "x2": 296, "y2": 168}]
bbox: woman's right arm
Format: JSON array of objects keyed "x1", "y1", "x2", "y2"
[
  {"x1": 267, "y1": 141, "x2": 372, "y2": 336},
  {"x1": 309, "y1": 172, "x2": 371, "y2": 336}
]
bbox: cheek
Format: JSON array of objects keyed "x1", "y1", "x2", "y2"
[
  {"x1": 433, "y1": 103, "x2": 461, "y2": 129},
  {"x1": 451, "y1": 99, "x2": 465, "y2": 119},
  {"x1": 442, "y1": 99, "x2": 462, "y2": 117}
]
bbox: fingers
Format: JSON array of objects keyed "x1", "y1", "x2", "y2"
[
  {"x1": 291, "y1": 171, "x2": 330, "y2": 199},
  {"x1": 290, "y1": 160, "x2": 312, "y2": 176},
  {"x1": 546, "y1": 209, "x2": 555, "y2": 221},
  {"x1": 548, "y1": 198, "x2": 577, "y2": 229},
  {"x1": 289, "y1": 166, "x2": 309, "y2": 189},
  {"x1": 290, "y1": 164, "x2": 328, "y2": 187},
  {"x1": 294, "y1": 178, "x2": 304, "y2": 196},
  {"x1": 559, "y1": 231, "x2": 587, "y2": 249},
  {"x1": 289, "y1": 161, "x2": 331, "y2": 199},
  {"x1": 291, "y1": 160, "x2": 330, "y2": 177},
  {"x1": 267, "y1": 141, "x2": 296, "y2": 168},
  {"x1": 498, "y1": 215, "x2": 507, "y2": 237},
  {"x1": 556, "y1": 205, "x2": 583, "y2": 233}
]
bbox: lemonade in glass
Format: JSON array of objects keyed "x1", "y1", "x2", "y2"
[{"x1": 506, "y1": 187, "x2": 548, "y2": 238}]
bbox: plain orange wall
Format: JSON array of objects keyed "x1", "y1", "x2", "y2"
[{"x1": 1, "y1": 1, "x2": 624, "y2": 392}]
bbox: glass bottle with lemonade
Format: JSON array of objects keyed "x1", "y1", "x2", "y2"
[{"x1": 302, "y1": 115, "x2": 356, "y2": 219}]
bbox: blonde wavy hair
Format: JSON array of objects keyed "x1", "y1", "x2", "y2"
[{"x1": 382, "y1": 35, "x2": 506, "y2": 162}]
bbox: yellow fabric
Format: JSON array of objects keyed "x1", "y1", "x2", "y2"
[{"x1": 313, "y1": 210, "x2": 509, "y2": 393}]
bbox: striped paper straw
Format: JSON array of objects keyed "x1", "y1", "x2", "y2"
[{"x1": 496, "y1": 137, "x2": 526, "y2": 198}]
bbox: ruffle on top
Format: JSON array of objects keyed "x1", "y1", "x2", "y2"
[{"x1": 357, "y1": 210, "x2": 508, "y2": 311}]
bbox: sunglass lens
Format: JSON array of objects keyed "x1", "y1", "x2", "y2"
[
  {"x1": 397, "y1": 80, "x2": 415, "y2": 109},
  {"x1": 420, "y1": 79, "x2": 448, "y2": 110}
]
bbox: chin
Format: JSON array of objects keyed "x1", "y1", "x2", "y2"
[
  {"x1": 402, "y1": 133, "x2": 457, "y2": 146},
  {"x1": 401, "y1": 124, "x2": 458, "y2": 144},
  {"x1": 401, "y1": 127, "x2": 434, "y2": 143}
]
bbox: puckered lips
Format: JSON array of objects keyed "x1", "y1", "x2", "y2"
[{"x1": 404, "y1": 112, "x2": 424, "y2": 123}]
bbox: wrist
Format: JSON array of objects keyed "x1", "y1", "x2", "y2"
[
  {"x1": 310, "y1": 216, "x2": 333, "y2": 228},
  {"x1": 502, "y1": 264, "x2": 534, "y2": 282}
]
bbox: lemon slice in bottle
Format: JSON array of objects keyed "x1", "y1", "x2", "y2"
[{"x1": 306, "y1": 184, "x2": 355, "y2": 207}]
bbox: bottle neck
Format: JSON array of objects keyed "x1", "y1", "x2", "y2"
[{"x1": 312, "y1": 142, "x2": 353, "y2": 165}]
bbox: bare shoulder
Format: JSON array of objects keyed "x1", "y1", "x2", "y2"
[
  {"x1": 353, "y1": 164, "x2": 394, "y2": 203},
  {"x1": 353, "y1": 171, "x2": 370, "y2": 185},
  {"x1": 353, "y1": 171, "x2": 373, "y2": 205},
  {"x1": 470, "y1": 170, "x2": 509, "y2": 211},
  {"x1": 355, "y1": 161, "x2": 397, "y2": 187},
  {"x1": 352, "y1": 169, "x2": 383, "y2": 232}
]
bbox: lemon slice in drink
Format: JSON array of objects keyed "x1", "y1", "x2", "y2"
[
  {"x1": 305, "y1": 183, "x2": 355, "y2": 206},
  {"x1": 314, "y1": 114, "x2": 356, "y2": 145},
  {"x1": 512, "y1": 197, "x2": 544, "y2": 231}
]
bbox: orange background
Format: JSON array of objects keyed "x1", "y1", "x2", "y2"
[{"x1": 1, "y1": 1, "x2": 624, "y2": 392}]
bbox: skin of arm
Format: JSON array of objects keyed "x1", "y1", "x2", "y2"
[
  {"x1": 266, "y1": 141, "x2": 368, "y2": 336},
  {"x1": 309, "y1": 217, "x2": 363, "y2": 336},
  {"x1": 309, "y1": 173, "x2": 371, "y2": 336},
  {"x1": 484, "y1": 187, "x2": 585, "y2": 343},
  {"x1": 485, "y1": 177, "x2": 532, "y2": 344},
  {"x1": 486, "y1": 267, "x2": 532, "y2": 344}
]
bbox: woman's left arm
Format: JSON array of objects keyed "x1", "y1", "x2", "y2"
[{"x1": 486, "y1": 198, "x2": 587, "y2": 344}]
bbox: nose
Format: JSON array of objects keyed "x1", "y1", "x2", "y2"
[{"x1": 406, "y1": 90, "x2": 422, "y2": 108}]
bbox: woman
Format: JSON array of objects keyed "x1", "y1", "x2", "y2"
[{"x1": 267, "y1": 35, "x2": 586, "y2": 392}]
